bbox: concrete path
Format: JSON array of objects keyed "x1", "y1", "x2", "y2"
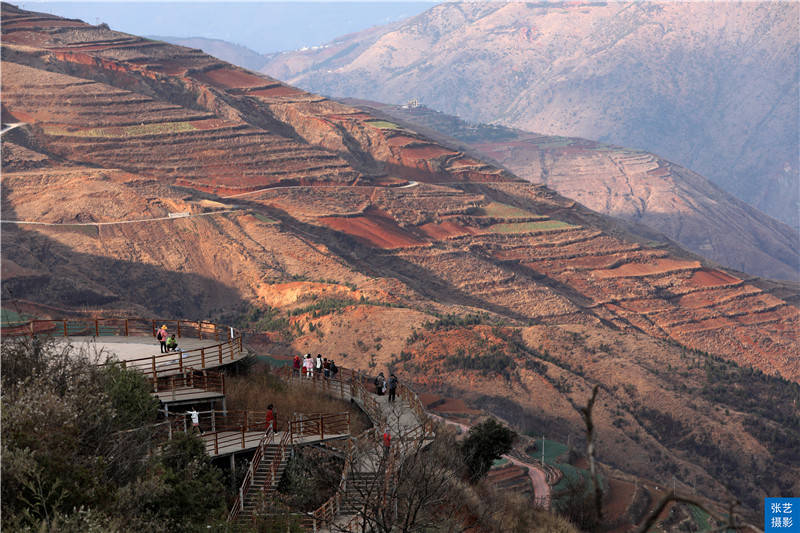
[{"x1": 53, "y1": 335, "x2": 221, "y2": 363}]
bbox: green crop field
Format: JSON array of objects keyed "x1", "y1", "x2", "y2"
[
  {"x1": 526, "y1": 437, "x2": 604, "y2": 500},
  {"x1": 1, "y1": 308, "x2": 29, "y2": 327},
  {"x1": 44, "y1": 121, "x2": 197, "y2": 138},
  {"x1": 474, "y1": 202, "x2": 541, "y2": 219},
  {"x1": 252, "y1": 213, "x2": 277, "y2": 224},
  {"x1": 365, "y1": 120, "x2": 401, "y2": 130},
  {"x1": 489, "y1": 220, "x2": 576, "y2": 233}
]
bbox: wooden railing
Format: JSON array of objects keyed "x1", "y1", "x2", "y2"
[
  {"x1": 0, "y1": 317, "x2": 245, "y2": 380},
  {"x1": 228, "y1": 427, "x2": 275, "y2": 522},
  {"x1": 154, "y1": 369, "x2": 224, "y2": 401},
  {"x1": 311, "y1": 437, "x2": 355, "y2": 529},
  {"x1": 289, "y1": 412, "x2": 350, "y2": 444}
]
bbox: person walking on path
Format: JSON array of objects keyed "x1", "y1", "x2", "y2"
[
  {"x1": 388, "y1": 373, "x2": 398, "y2": 402},
  {"x1": 374, "y1": 372, "x2": 385, "y2": 395},
  {"x1": 323, "y1": 358, "x2": 331, "y2": 380},
  {"x1": 157, "y1": 325, "x2": 168, "y2": 353},
  {"x1": 382, "y1": 427, "x2": 391, "y2": 458},
  {"x1": 293, "y1": 354, "x2": 301, "y2": 377},
  {"x1": 265, "y1": 404, "x2": 276, "y2": 433},
  {"x1": 303, "y1": 354, "x2": 314, "y2": 379}
]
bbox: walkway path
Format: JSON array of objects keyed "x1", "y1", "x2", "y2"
[{"x1": 430, "y1": 413, "x2": 551, "y2": 508}]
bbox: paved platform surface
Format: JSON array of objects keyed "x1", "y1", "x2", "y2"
[{"x1": 54, "y1": 336, "x2": 223, "y2": 362}]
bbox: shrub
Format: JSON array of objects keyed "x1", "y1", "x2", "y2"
[{"x1": 460, "y1": 419, "x2": 516, "y2": 482}]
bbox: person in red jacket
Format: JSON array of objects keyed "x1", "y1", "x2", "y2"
[
  {"x1": 265, "y1": 404, "x2": 276, "y2": 433},
  {"x1": 382, "y1": 428, "x2": 391, "y2": 457},
  {"x1": 292, "y1": 355, "x2": 301, "y2": 376}
]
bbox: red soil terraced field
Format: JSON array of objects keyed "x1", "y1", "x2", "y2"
[
  {"x1": 319, "y1": 210, "x2": 426, "y2": 249},
  {"x1": 192, "y1": 67, "x2": 275, "y2": 89},
  {"x1": 2, "y1": 3, "x2": 517, "y2": 191},
  {"x1": 593, "y1": 258, "x2": 702, "y2": 278},
  {"x1": 418, "y1": 220, "x2": 480, "y2": 240},
  {"x1": 1, "y1": 62, "x2": 359, "y2": 192}
]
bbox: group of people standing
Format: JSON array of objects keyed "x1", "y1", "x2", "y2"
[
  {"x1": 374, "y1": 372, "x2": 399, "y2": 402},
  {"x1": 155, "y1": 324, "x2": 179, "y2": 353},
  {"x1": 294, "y1": 353, "x2": 339, "y2": 380}
]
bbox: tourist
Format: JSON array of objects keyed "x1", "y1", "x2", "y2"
[
  {"x1": 157, "y1": 324, "x2": 168, "y2": 353},
  {"x1": 187, "y1": 407, "x2": 200, "y2": 434},
  {"x1": 382, "y1": 427, "x2": 391, "y2": 457},
  {"x1": 388, "y1": 373, "x2": 398, "y2": 402},
  {"x1": 375, "y1": 372, "x2": 385, "y2": 395},
  {"x1": 323, "y1": 358, "x2": 330, "y2": 379},
  {"x1": 303, "y1": 354, "x2": 314, "y2": 379},
  {"x1": 166, "y1": 334, "x2": 178, "y2": 352},
  {"x1": 293, "y1": 354, "x2": 301, "y2": 376},
  {"x1": 329, "y1": 359, "x2": 339, "y2": 379},
  {"x1": 265, "y1": 404, "x2": 276, "y2": 433},
  {"x1": 315, "y1": 354, "x2": 323, "y2": 378}
]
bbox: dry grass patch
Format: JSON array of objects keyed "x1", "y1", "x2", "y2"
[{"x1": 224, "y1": 366, "x2": 372, "y2": 434}]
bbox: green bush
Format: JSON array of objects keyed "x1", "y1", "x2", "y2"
[{"x1": 460, "y1": 419, "x2": 516, "y2": 482}]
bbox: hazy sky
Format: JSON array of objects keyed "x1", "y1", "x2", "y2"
[{"x1": 25, "y1": 2, "x2": 437, "y2": 53}]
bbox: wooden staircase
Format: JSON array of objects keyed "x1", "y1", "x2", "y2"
[
  {"x1": 237, "y1": 444, "x2": 289, "y2": 520},
  {"x1": 338, "y1": 471, "x2": 381, "y2": 516}
]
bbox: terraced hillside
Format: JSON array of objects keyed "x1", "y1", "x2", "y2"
[
  {"x1": 344, "y1": 100, "x2": 800, "y2": 282},
  {"x1": 262, "y1": 1, "x2": 800, "y2": 230},
  {"x1": 2, "y1": 4, "x2": 798, "y2": 519}
]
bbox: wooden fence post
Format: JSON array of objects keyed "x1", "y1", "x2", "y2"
[
  {"x1": 177, "y1": 321, "x2": 181, "y2": 338},
  {"x1": 30, "y1": 321, "x2": 35, "y2": 337},
  {"x1": 200, "y1": 348, "x2": 206, "y2": 368},
  {"x1": 199, "y1": 321, "x2": 203, "y2": 340},
  {"x1": 214, "y1": 432, "x2": 219, "y2": 455},
  {"x1": 124, "y1": 319, "x2": 129, "y2": 336},
  {"x1": 178, "y1": 351, "x2": 183, "y2": 374},
  {"x1": 63, "y1": 320, "x2": 68, "y2": 336},
  {"x1": 151, "y1": 356, "x2": 157, "y2": 390},
  {"x1": 222, "y1": 374, "x2": 226, "y2": 396},
  {"x1": 219, "y1": 344, "x2": 223, "y2": 364},
  {"x1": 152, "y1": 320, "x2": 156, "y2": 337},
  {"x1": 171, "y1": 376, "x2": 176, "y2": 401}
]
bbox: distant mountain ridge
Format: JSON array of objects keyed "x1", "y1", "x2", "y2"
[
  {"x1": 344, "y1": 100, "x2": 799, "y2": 281},
  {"x1": 262, "y1": 1, "x2": 800, "y2": 230},
  {"x1": 150, "y1": 36, "x2": 268, "y2": 72}
]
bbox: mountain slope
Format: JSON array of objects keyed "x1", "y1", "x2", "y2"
[
  {"x1": 262, "y1": 1, "x2": 800, "y2": 230},
  {"x1": 2, "y1": 4, "x2": 798, "y2": 516},
  {"x1": 344, "y1": 101, "x2": 799, "y2": 281}
]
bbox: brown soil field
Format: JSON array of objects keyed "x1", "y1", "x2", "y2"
[
  {"x1": 593, "y1": 258, "x2": 702, "y2": 278},
  {"x1": 192, "y1": 67, "x2": 272, "y2": 88},
  {"x1": 319, "y1": 213, "x2": 426, "y2": 249}
]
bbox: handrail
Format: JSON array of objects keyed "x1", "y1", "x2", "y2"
[
  {"x1": 0, "y1": 317, "x2": 245, "y2": 379},
  {"x1": 228, "y1": 427, "x2": 275, "y2": 522},
  {"x1": 154, "y1": 369, "x2": 225, "y2": 401}
]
